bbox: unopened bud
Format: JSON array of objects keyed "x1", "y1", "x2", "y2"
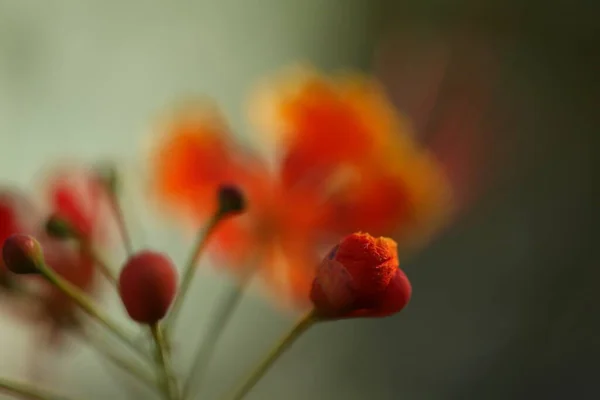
[
  {"x1": 2, "y1": 234, "x2": 44, "y2": 274},
  {"x1": 119, "y1": 251, "x2": 178, "y2": 325},
  {"x1": 217, "y1": 185, "x2": 245, "y2": 215}
]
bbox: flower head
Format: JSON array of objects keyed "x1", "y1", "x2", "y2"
[
  {"x1": 150, "y1": 68, "x2": 450, "y2": 308},
  {"x1": 310, "y1": 232, "x2": 411, "y2": 319},
  {"x1": 119, "y1": 251, "x2": 178, "y2": 324}
]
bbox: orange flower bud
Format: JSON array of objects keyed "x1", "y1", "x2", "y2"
[
  {"x1": 310, "y1": 232, "x2": 411, "y2": 319},
  {"x1": 118, "y1": 251, "x2": 178, "y2": 325}
]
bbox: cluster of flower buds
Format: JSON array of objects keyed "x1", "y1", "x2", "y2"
[
  {"x1": 0, "y1": 67, "x2": 452, "y2": 400},
  {"x1": 0, "y1": 178, "x2": 412, "y2": 400}
]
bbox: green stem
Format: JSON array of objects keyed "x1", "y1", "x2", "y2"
[
  {"x1": 182, "y1": 272, "x2": 254, "y2": 400},
  {"x1": 79, "y1": 240, "x2": 118, "y2": 286},
  {"x1": 164, "y1": 211, "x2": 224, "y2": 335},
  {"x1": 151, "y1": 324, "x2": 180, "y2": 400},
  {"x1": 35, "y1": 260, "x2": 148, "y2": 360},
  {"x1": 46, "y1": 217, "x2": 118, "y2": 288},
  {"x1": 225, "y1": 310, "x2": 318, "y2": 400},
  {"x1": 78, "y1": 329, "x2": 158, "y2": 391},
  {"x1": 0, "y1": 377, "x2": 79, "y2": 400},
  {"x1": 108, "y1": 191, "x2": 134, "y2": 257}
]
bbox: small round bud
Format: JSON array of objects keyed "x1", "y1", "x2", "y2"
[
  {"x1": 217, "y1": 185, "x2": 245, "y2": 215},
  {"x1": 118, "y1": 251, "x2": 178, "y2": 325},
  {"x1": 2, "y1": 234, "x2": 44, "y2": 274},
  {"x1": 45, "y1": 214, "x2": 78, "y2": 239}
]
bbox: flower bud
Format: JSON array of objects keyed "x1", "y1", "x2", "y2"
[
  {"x1": 118, "y1": 251, "x2": 178, "y2": 325},
  {"x1": 45, "y1": 214, "x2": 78, "y2": 239},
  {"x1": 217, "y1": 185, "x2": 245, "y2": 215},
  {"x1": 2, "y1": 234, "x2": 44, "y2": 274},
  {"x1": 310, "y1": 232, "x2": 411, "y2": 320}
]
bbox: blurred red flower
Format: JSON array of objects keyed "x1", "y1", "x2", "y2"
[
  {"x1": 42, "y1": 165, "x2": 112, "y2": 243},
  {"x1": 151, "y1": 68, "x2": 452, "y2": 307},
  {"x1": 0, "y1": 166, "x2": 113, "y2": 354},
  {"x1": 32, "y1": 165, "x2": 112, "y2": 343}
]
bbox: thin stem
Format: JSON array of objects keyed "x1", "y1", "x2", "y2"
[
  {"x1": 77, "y1": 329, "x2": 158, "y2": 391},
  {"x1": 225, "y1": 310, "x2": 318, "y2": 400},
  {"x1": 79, "y1": 240, "x2": 118, "y2": 286},
  {"x1": 164, "y1": 211, "x2": 224, "y2": 335},
  {"x1": 35, "y1": 260, "x2": 148, "y2": 360},
  {"x1": 151, "y1": 324, "x2": 180, "y2": 400},
  {"x1": 108, "y1": 191, "x2": 135, "y2": 257},
  {"x1": 46, "y1": 217, "x2": 118, "y2": 287},
  {"x1": 0, "y1": 377, "x2": 79, "y2": 400},
  {"x1": 182, "y1": 272, "x2": 254, "y2": 400}
]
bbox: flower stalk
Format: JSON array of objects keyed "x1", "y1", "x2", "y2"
[
  {"x1": 225, "y1": 310, "x2": 318, "y2": 400},
  {"x1": 165, "y1": 185, "x2": 245, "y2": 338},
  {"x1": 45, "y1": 215, "x2": 118, "y2": 287},
  {"x1": 77, "y1": 328, "x2": 158, "y2": 390},
  {"x1": 183, "y1": 270, "x2": 254, "y2": 400},
  {"x1": 33, "y1": 257, "x2": 148, "y2": 360},
  {"x1": 79, "y1": 240, "x2": 118, "y2": 285},
  {"x1": 0, "y1": 377, "x2": 80, "y2": 400},
  {"x1": 108, "y1": 190, "x2": 134, "y2": 257},
  {"x1": 164, "y1": 210, "x2": 224, "y2": 335},
  {"x1": 151, "y1": 324, "x2": 180, "y2": 400}
]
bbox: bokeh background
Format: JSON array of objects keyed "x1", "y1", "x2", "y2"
[{"x1": 0, "y1": 0, "x2": 597, "y2": 399}]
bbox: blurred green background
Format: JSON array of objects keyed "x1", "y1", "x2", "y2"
[{"x1": 0, "y1": 0, "x2": 596, "y2": 399}]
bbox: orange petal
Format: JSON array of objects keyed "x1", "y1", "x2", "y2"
[
  {"x1": 253, "y1": 69, "x2": 412, "y2": 186},
  {"x1": 206, "y1": 160, "x2": 275, "y2": 270},
  {"x1": 321, "y1": 136, "x2": 453, "y2": 247},
  {"x1": 324, "y1": 166, "x2": 412, "y2": 237},
  {"x1": 150, "y1": 103, "x2": 243, "y2": 220},
  {"x1": 280, "y1": 76, "x2": 374, "y2": 161}
]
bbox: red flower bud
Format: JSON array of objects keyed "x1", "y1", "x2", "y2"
[
  {"x1": 2, "y1": 234, "x2": 44, "y2": 274},
  {"x1": 310, "y1": 232, "x2": 412, "y2": 320},
  {"x1": 118, "y1": 251, "x2": 178, "y2": 324}
]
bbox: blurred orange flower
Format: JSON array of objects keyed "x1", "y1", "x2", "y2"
[{"x1": 151, "y1": 68, "x2": 452, "y2": 306}]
